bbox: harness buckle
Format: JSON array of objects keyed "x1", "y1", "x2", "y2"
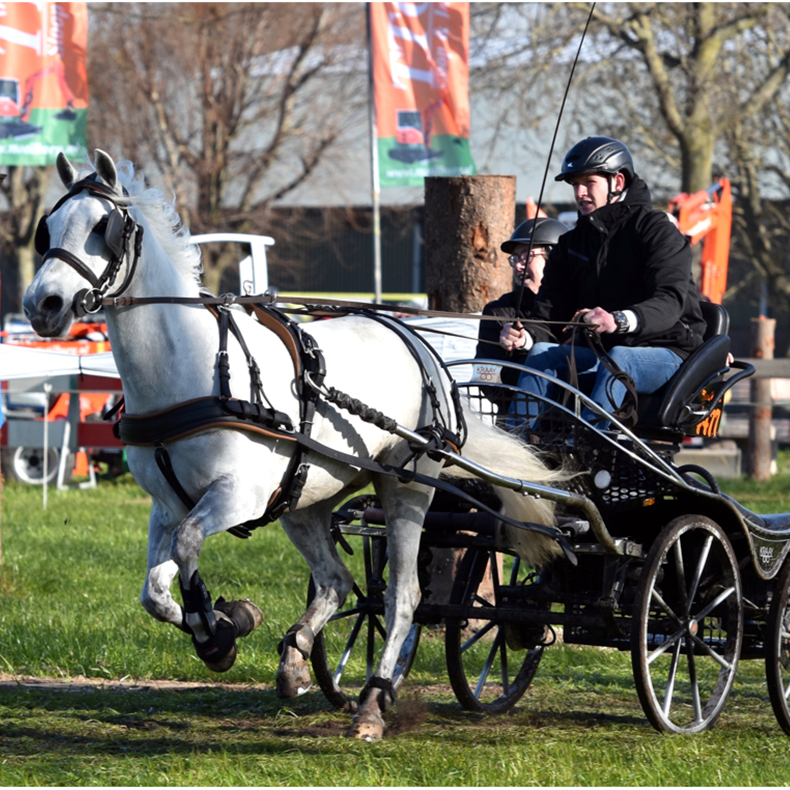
[{"x1": 74, "y1": 287, "x2": 104, "y2": 317}]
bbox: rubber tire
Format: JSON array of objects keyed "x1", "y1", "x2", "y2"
[
  {"x1": 766, "y1": 558, "x2": 790, "y2": 735},
  {"x1": 445, "y1": 547, "x2": 544, "y2": 714},
  {"x1": 4, "y1": 446, "x2": 60, "y2": 484},
  {"x1": 309, "y1": 531, "x2": 421, "y2": 712},
  {"x1": 631, "y1": 514, "x2": 743, "y2": 734}
]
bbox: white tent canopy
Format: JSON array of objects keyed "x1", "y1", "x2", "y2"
[{"x1": 0, "y1": 344, "x2": 120, "y2": 389}]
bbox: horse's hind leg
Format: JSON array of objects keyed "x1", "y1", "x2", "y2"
[
  {"x1": 277, "y1": 502, "x2": 354, "y2": 699},
  {"x1": 348, "y1": 475, "x2": 434, "y2": 741}
]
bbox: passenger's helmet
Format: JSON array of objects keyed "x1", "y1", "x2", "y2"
[
  {"x1": 554, "y1": 137, "x2": 635, "y2": 185},
  {"x1": 500, "y1": 217, "x2": 570, "y2": 254}
]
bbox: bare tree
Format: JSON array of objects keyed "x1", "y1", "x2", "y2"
[
  {"x1": 87, "y1": 3, "x2": 367, "y2": 292},
  {"x1": 0, "y1": 167, "x2": 48, "y2": 317}
]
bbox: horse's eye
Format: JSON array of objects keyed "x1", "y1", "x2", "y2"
[{"x1": 93, "y1": 216, "x2": 109, "y2": 235}]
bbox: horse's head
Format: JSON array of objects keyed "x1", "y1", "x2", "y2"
[{"x1": 23, "y1": 149, "x2": 141, "y2": 337}]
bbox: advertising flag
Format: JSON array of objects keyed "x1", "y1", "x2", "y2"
[
  {"x1": 370, "y1": 2, "x2": 476, "y2": 187},
  {"x1": 0, "y1": 2, "x2": 88, "y2": 165}
]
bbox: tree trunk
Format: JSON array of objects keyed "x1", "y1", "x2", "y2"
[
  {"x1": 423, "y1": 175, "x2": 516, "y2": 607},
  {"x1": 424, "y1": 175, "x2": 516, "y2": 313}
]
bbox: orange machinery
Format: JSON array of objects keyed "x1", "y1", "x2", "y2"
[
  {"x1": 669, "y1": 178, "x2": 732, "y2": 305},
  {"x1": 1, "y1": 320, "x2": 121, "y2": 479}
]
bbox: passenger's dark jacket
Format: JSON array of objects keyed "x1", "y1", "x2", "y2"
[
  {"x1": 528, "y1": 176, "x2": 705, "y2": 360},
  {"x1": 475, "y1": 287, "x2": 534, "y2": 387}
]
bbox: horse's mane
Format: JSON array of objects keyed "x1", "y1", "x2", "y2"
[{"x1": 79, "y1": 158, "x2": 203, "y2": 286}]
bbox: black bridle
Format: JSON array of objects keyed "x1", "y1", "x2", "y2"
[{"x1": 35, "y1": 173, "x2": 144, "y2": 316}]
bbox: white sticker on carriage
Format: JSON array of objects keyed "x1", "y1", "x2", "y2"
[{"x1": 472, "y1": 363, "x2": 502, "y2": 384}]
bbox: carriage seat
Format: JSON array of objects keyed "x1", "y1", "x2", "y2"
[{"x1": 635, "y1": 302, "x2": 732, "y2": 438}]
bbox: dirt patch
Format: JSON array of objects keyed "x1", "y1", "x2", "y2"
[{"x1": 0, "y1": 672, "x2": 271, "y2": 694}]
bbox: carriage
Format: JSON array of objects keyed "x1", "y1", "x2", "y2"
[
  {"x1": 23, "y1": 149, "x2": 790, "y2": 740},
  {"x1": 312, "y1": 302, "x2": 790, "y2": 735}
]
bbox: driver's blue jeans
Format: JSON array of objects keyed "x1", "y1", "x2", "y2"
[{"x1": 509, "y1": 342, "x2": 683, "y2": 429}]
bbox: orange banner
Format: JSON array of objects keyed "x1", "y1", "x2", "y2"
[
  {"x1": 0, "y1": 2, "x2": 88, "y2": 164},
  {"x1": 370, "y1": 2, "x2": 475, "y2": 186}
]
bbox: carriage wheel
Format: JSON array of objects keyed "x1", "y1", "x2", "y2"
[
  {"x1": 631, "y1": 514, "x2": 743, "y2": 734},
  {"x1": 765, "y1": 558, "x2": 790, "y2": 735},
  {"x1": 445, "y1": 547, "x2": 545, "y2": 714},
  {"x1": 309, "y1": 531, "x2": 421, "y2": 712}
]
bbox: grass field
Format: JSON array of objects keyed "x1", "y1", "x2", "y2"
[{"x1": 1, "y1": 467, "x2": 790, "y2": 786}]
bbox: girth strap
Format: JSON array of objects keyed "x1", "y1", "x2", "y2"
[{"x1": 117, "y1": 395, "x2": 295, "y2": 445}]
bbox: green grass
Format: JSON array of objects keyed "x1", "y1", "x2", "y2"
[{"x1": 1, "y1": 470, "x2": 790, "y2": 785}]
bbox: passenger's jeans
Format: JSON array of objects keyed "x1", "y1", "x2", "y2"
[{"x1": 510, "y1": 342, "x2": 683, "y2": 429}]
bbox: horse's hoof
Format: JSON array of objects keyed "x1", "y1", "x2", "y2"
[
  {"x1": 347, "y1": 710, "x2": 385, "y2": 741},
  {"x1": 276, "y1": 646, "x2": 313, "y2": 698},
  {"x1": 203, "y1": 641, "x2": 237, "y2": 673},
  {"x1": 193, "y1": 619, "x2": 237, "y2": 672},
  {"x1": 215, "y1": 597, "x2": 263, "y2": 638}
]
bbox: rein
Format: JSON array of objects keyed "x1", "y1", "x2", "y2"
[{"x1": 101, "y1": 290, "x2": 590, "y2": 329}]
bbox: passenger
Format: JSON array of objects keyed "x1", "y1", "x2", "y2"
[
  {"x1": 475, "y1": 216, "x2": 569, "y2": 391},
  {"x1": 511, "y1": 136, "x2": 706, "y2": 429}
]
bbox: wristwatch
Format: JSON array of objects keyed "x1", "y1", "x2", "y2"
[{"x1": 612, "y1": 311, "x2": 629, "y2": 334}]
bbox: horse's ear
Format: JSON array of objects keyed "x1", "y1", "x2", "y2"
[
  {"x1": 94, "y1": 149, "x2": 119, "y2": 192},
  {"x1": 56, "y1": 152, "x2": 78, "y2": 190}
]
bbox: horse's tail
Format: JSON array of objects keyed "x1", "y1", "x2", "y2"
[{"x1": 442, "y1": 403, "x2": 568, "y2": 569}]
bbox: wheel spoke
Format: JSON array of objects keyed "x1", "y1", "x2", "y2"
[
  {"x1": 334, "y1": 613, "x2": 366, "y2": 684},
  {"x1": 490, "y1": 553, "x2": 502, "y2": 606},
  {"x1": 689, "y1": 631, "x2": 734, "y2": 670},
  {"x1": 508, "y1": 556, "x2": 521, "y2": 585},
  {"x1": 647, "y1": 627, "x2": 685, "y2": 665},
  {"x1": 783, "y1": 677, "x2": 790, "y2": 702},
  {"x1": 686, "y1": 644, "x2": 704, "y2": 724},
  {"x1": 662, "y1": 640, "x2": 682, "y2": 716},
  {"x1": 366, "y1": 612, "x2": 376, "y2": 681},
  {"x1": 327, "y1": 605, "x2": 364, "y2": 622},
  {"x1": 473, "y1": 629, "x2": 503, "y2": 699},
  {"x1": 650, "y1": 588, "x2": 684, "y2": 628},
  {"x1": 498, "y1": 628, "x2": 510, "y2": 695},
  {"x1": 687, "y1": 534, "x2": 714, "y2": 606},
  {"x1": 672, "y1": 538, "x2": 690, "y2": 618},
  {"x1": 693, "y1": 585, "x2": 736, "y2": 622},
  {"x1": 460, "y1": 619, "x2": 496, "y2": 652}
]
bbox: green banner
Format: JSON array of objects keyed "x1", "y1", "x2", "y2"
[
  {"x1": 0, "y1": 107, "x2": 88, "y2": 165},
  {"x1": 378, "y1": 135, "x2": 476, "y2": 188}
]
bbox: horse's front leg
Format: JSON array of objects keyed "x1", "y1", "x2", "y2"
[
  {"x1": 170, "y1": 475, "x2": 264, "y2": 672},
  {"x1": 140, "y1": 501, "x2": 188, "y2": 631},
  {"x1": 277, "y1": 501, "x2": 355, "y2": 700},
  {"x1": 348, "y1": 474, "x2": 435, "y2": 741}
]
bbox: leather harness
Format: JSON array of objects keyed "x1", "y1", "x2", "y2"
[{"x1": 110, "y1": 303, "x2": 471, "y2": 541}]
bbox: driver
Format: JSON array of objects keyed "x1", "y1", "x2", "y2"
[{"x1": 510, "y1": 136, "x2": 706, "y2": 428}]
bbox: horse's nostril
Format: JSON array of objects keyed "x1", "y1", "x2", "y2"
[{"x1": 41, "y1": 294, "x2": 64, "y2": 314}]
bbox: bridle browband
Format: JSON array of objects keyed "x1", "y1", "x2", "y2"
[{"x1": 37, "y1": 173, "x2": 144, "y2": 317}]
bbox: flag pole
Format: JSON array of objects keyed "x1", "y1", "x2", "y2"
[{"x1": 367, "y1": 3, "x2": 383, "y2": 303}]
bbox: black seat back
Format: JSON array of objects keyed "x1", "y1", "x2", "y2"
[
  {"x1": 700, "y1": 300, "x2": 729, "y2": 342},
  {"x1": 636, "y1": 301, "x2": 731, "y2": 437}
]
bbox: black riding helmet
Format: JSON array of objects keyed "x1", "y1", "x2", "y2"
[
  {"x1": 500, "y1": 217, "x2": 570, "y2": 254},
  {"x1": 554, "y1": 136, "x2": 635, "y2": 185}
]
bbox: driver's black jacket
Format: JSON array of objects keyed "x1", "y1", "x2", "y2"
[
  {"x1": 475, "y1": 287, "x2": 534, "y2": 388},
  {"x1": 527, "y1": 176, "x2": 705, "y2": 361}
]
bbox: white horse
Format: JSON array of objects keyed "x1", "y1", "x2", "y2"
[{"x1": 24, "y1": 150, "x2": 565, "y2": 740}]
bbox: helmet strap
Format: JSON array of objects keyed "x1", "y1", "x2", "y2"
[{"x1": 606, "y1": 173, "x2": 626, "y2": 204}]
